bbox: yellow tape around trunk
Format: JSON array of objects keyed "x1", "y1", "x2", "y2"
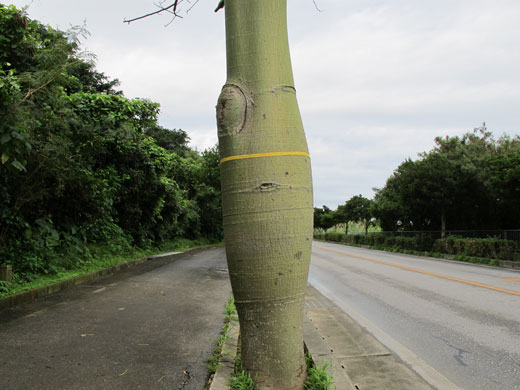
[{"x1": 220, "y1": 151, "x2": 310, "y2": 164}]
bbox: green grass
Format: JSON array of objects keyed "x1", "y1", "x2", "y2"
[
  {"x1": 453, "y1": 253, "x2": 500, "y2": 266},
  {"x1": 304, "y1": 351, "x2": 332, "y2": 390},
  {"x1": 207, "y1": 296, "x2": 237, "y2": 374},
  {"x1": 0, "y1": 238, "x2": 220, "y2": 298},
  {"x1": 229, "y1": 370, "x2": 255, "y2": 390},
  {"x1": 225, "y1": 296, "x2": 237, "y2": 317}
]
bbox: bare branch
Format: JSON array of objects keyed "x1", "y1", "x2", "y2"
[
  {"x1": 186, "y1": 0, "x2": 200, "y2": 14},
  {"x1": 124, "y1": 0, "x2": 182, "y2": 24},
  {"x1": 124, "y1": 0, "x2": 219, "y2": 24},
  {"x1": 312, "y1": 0, "x2": 323, "y2": 12}
]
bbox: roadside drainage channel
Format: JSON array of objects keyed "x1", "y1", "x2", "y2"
[
  {"x1": 210, "y1": 285, "x2": 438, "y2": 390},
  {"x1": 0, "y1": 252, "x2": 182, "y2": 311}
]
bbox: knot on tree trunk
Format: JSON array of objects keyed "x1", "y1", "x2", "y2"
[{"x1": 216, "y1": 84, "x2": 252, "y2": 137}]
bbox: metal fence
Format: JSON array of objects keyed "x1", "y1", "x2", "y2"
[{"x1": 352, "y1": 230, "x2": 520, "y2": 242}]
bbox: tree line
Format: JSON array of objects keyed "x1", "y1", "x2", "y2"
[
  {"x1": 315, "y1": 124, "x2": 520, "y2": 237},
  {"x1": 0, "y1": 5, "x2": 222, "y2": 280}
]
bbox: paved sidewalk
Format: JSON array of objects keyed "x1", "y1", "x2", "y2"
[
  {"x1": 304, "y1": 285, "x2": 434, "y2": 390},
  {"x1": 0, "y1": 247, "x2": 232, "y2": 390}
]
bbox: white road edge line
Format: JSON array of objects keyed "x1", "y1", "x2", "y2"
[{"x1": 309, "y1": 281, "x2": 461, "y2": 390}]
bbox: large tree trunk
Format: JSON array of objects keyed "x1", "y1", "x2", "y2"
[{"x1": 216, "y1": 1, "x2": 313, "y2": 388}]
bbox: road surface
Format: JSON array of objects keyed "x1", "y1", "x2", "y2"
[
  {"x1": 0, "y1": 247, "x2": 232, "y2": 390},
  {"x1": 309, "y1": 241, "x2": 520, "y2": 390}
]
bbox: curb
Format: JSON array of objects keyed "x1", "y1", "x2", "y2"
[
  {"x1": 209, "y1": 315, "x2": 240, "y2": 390},
  {"x1": 0, "y1": 252, "x2": 182, "y2": 311}
]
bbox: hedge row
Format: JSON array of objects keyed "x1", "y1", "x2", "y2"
[
  {"x1": 433, "y1": 237, "x2": 517, "y2": 261},
  {"x1": 314, "y1": 232, "x2": 519, "y2": 261}
]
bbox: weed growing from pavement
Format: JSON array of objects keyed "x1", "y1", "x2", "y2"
[
  {"x1": 304, "y1": 350, "x2": 332, "y2": 390},
  {"x1": 229, "y1": 337, "x2": 255, "y2": 390},
  {"x1": 229, "y1": 369, "x2": 255, "y2": 390},
  {"x1": 207, "y1": 296, "x2": 236, "y2": 374}
]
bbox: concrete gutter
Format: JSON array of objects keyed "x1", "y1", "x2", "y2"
[
  {"x1": 209, "y1": 316, "x2": 240, "y2": 389},
  {"x1": 0, "y1": 252, "x2": 182, "y2": 311}
]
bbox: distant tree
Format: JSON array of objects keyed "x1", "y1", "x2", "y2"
[
  {"x1": 372, "y1": 181, "x2": 407, "y2": 232},
  {"x1": 313, "y1": 206, "x2": 335, "y2": 231},
  {"x1": 486, "y1": 138, "x2": 520, "y2": 229},
  {"x1": 334, "y1": 204, "x2": 350, "y2": 234},
  {"x1": 373, "y1": 124, "x2": 520, "y2": 234},
  {"x1": 313, "y1": 207, "x2": 324, "y2": 230},
  {"x1": 342, "y1": 195, "x2": 373, "y2": 235}
]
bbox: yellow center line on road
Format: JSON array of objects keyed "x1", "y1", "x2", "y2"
[{"x1": 313, "y1": 244, "x2": 520, "y2": 297}]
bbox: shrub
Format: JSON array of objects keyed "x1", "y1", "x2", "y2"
[
  {"x1": 324, "y1": 232, "x2": 343, "y2": 242},
  {"x1": 434, "y1": 236, "x2": 518, "y2": 260}
]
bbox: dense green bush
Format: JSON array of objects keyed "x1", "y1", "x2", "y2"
[
  {"x1": 323, "y1": 232, "x2": 343, "y2": 242},
  {"x1": 316, "y1": 232, "x2": 519, "y2": 261},
  {"x1": 434, "y1": 236, "x2": 517, "y2": 260},
  {"x1": 0, "y1": 5, "x2": 223, "y2": 281}
]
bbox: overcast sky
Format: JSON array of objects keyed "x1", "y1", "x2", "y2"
[{"x1": 8, "y1": 0, "x2": 520, "y2": 208}]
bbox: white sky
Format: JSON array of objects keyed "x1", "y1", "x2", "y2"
[{"x1": 8, "y1": 0, "x2": 520, "y2": 208}]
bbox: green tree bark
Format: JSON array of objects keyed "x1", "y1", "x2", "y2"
[{"x1": 216, "y1": 1, "x2": 313, "y2": 388}]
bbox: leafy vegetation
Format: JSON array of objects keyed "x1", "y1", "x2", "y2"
[
  {"x1": 0, "y1": 5, "x2": 222, "y2": 288},
  {"x1": 315, "y1": 196, "x2": 376, "y2": 235},
  {"x1": 315, "y1": 231, "x2": 519, "y2": 263},
  {"x1": 305, "y1": 366, "x2": 332, "y2": 390},
  {"x1": 229, "y1": 370, "x2": 255, "y2": 390},
  {"x1": 373, "y1": 124, "x2": 520, "y2": 234},
  {"x1": 315, "y1": 124, "x2": 520, "y2": 242},
  {"x1": 0, "y1": 237, "x2": 214, "y2": 298}
]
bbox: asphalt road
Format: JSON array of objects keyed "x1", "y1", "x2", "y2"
[
  {"x1": 309, "y1": 241, "x2": 520, "y2": 390},
  {"x1": 0, "y1": 247, "x2": 232, "y2": 390}
]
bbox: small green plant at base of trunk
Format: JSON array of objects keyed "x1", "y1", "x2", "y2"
[
  {"x1": 225, "y1": 296, "x2": 237, "y2": 316},
  {"x1": 230, "y1": 337, "x2": 256, "y2": 390},
  {"x1": 304, "y1": 351, "x2": 332, "y2": 390},
  {"x1": 304, "y1": 364, "x2": 332, "y2": 390},
  {"x1": 230, "y1": 370, "x2": 255, "y2": 390}
]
